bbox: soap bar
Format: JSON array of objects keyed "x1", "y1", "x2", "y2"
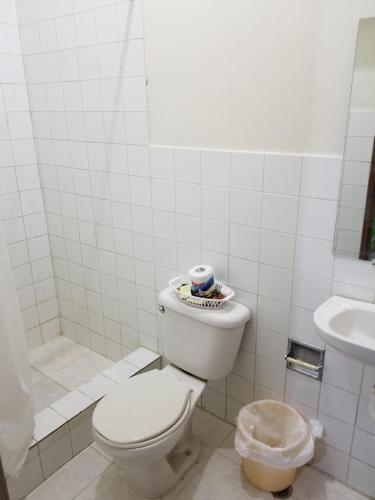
[{"x1": 178, "y1": 284, "x2": 191, "y2": 296}]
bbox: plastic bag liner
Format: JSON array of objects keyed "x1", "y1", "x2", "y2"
[{"x1": 235, "y1": 400, "x2": 322, "y2": 470}]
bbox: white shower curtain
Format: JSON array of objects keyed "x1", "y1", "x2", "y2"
[{"x1": 0, "y1": 226, "x2": 34, "y2": 477}]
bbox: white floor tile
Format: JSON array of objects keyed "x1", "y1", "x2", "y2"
[
  {"x1": 293, "y1": 465, "x2": 369, "y2": 500},
  {"x1": 192, "y1": 408, "x2": 233, "y2": 448},
  {"x1": 32, "y1": 377, "x2": 69, "y2": 412},
  {"x1": 30, "y1": 336, "x2": 90, "y2": 376},
  {"x1": 48, "y1": 351, "x2": 113, "y2": 391},
  {"x1": 25, "y1": 447, "x2": 110, "y2": 500},
  {"x1": 51, "y1": 390, "x2": 93, "y2": 420}
]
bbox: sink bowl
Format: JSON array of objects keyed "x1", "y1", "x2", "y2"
[{"x1": 314, "y1": 296, "x2": 375, "y2": 366}]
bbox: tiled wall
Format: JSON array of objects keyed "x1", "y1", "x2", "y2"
[
  {"x1": 15, "y1": 0, "x2": 148, "y2": 360},
  {"x1": 0, "y1": 0, "x2": 59, "y2": 349},
  {"x1": 12, "y1": 1, "x2": 375, "y2": 497},
  {"x1": 335, "y1": 110, "x2": 375, "y2": 256},
  {"x1": 142, "y1": 146, "x2": 374, "y2": 497}
]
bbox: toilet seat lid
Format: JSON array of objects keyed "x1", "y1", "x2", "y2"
[{"x1": 92, "y1": 369, "x2": 192, "y2": 446}]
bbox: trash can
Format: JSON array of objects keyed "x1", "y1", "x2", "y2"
[{"x1": 235, "y1": 400, "x2": 322, "y2": 493}]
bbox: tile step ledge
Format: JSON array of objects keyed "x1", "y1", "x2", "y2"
[{"x1": 6, "y1": 347, "x2": 161, "y2": 500}]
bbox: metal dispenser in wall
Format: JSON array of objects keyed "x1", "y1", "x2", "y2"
[{"x1": 285, "y1": 339, "x2": 325, "y2": 380}]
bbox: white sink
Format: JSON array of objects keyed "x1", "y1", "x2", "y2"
[{"x1": 314, "y1": 296, "x2": 375, "y2": 366}]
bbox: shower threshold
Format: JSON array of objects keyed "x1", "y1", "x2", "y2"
[{"x1": 7, "y1": 340, "x2": 161, "y2": 500}]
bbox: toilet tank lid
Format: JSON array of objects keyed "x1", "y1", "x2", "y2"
[{"x1": 158, "y1": 288, "x2": 251, "y2": 329}]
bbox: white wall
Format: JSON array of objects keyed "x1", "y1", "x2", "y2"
[
  {"x1": 16, "y1": 0, "x2": 150, "y2": 361},
  {"x1": 0, "y1": 0, "x2": 59, "y2": 349},
  {"x1": 351, "y1": 17, "x2": 375, "y2": 110},
  {"x1": 144, "y1": 0, "x2": 375, "y2": 154}
]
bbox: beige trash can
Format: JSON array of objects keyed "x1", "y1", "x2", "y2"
[
  {"x1": 242, "y1": 458, "x2": 296, "y2": 492},
  {"x1": 235, "y1": 400, "x2": 321, "y2": 493}
]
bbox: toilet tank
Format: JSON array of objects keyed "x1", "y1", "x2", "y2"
[{"x1": 158, "y1": 288, "x2": 251, "y2": 380}]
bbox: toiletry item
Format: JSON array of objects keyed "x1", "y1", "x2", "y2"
[{"x1": 188, "y1": 265, "x2": 215, "y2": 296}]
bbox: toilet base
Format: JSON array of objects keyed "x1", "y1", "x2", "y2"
[{"x1": 120, "y1": 430, "x2": 200, "y2": 498}]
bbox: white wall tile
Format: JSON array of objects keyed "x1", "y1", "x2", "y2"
[
  {"x1": 323, "y1": 350, "x2": 363, "y2": 395},
  {"x1": 175, "y1": 182, "x2": 200, "y2": 216},
  {"x1": 201, "y1": 150, "x2": 230, "y2": 187},
  {"x1": 257, "y1": 296, "x2": 290, "y2": 335},
  {"x1": 347, "y1": 458, "x2": 375, "y2": 498},
  {"x1": 285, "y1": 370, "x2": 320, "y2": 408},
  {"x1": 260, "y1": 230, "x2": 295, "y2": 270},
  {"x1": 301, "y1": 156, "x2": 342, "y2": 200},
  {"x1": 319, "y1": 382, "x2": 358, "y2": 425},
  {"x1": 292, "y1": 272, "x2": 331, "y2": 311},
  {"x1": 201, "y1": 186, "x2": 229, "y2": 221},
  {"x1": 298, "y1": 197, "x2": 337, "y2": 240},
  {"x1": 229, "y1": 224, "x2": 259, "y2": 261},
  {"x1": 314, "y1": 442, "x2": 350, "y2": 482},
  {"x1": 230, "y1": 189, "x2": 262, "y2": 227},
  {"x1": 227, "y1": 373, "x2": 254, "y2": 404},
  {"x1": 318, "y1": 412, "x2": 354, "y2": 454},
  {"x1": 231, "y1": 152, "x2": 263, "y2": 191},
  {"x1": 40, "y1": 433, "x2": 73, "y2": 478},
  {"x1": 256, "y1": 327, "x2": 288, "y2": 363},
  {"x1": 294, "y1": 236, "x2": 334, "y2": 279},
  {"x1": 201, "y1": 219, "x2": 228, "y2": 254},
  {"x1": 351, "y1": 429, "x2": 375, "y2": 468},
  {"x1": 151, "y1": 179, "x2": 175, "y2": 211},
  {"x1": 259, "y1": 264, "x2": 293, "y2": 303},
  {"x1": 262, "y1": 193, "x2": 299, "y2": 234},
  {"x1": 264, "y1": 154, "x2": 301, "y2": 195},
  {"x1": 150, "y1": 146, "x2": 174, "y2": 180},
  {"x1": 174, "y1": 148, "x2": 200, "y2": 184},
  {"x1": 229, "y1": 256, "x2": 258, "y2": 293},
  {"x1": 255, "y1": 356, "x2": 286, "y2": 394}
]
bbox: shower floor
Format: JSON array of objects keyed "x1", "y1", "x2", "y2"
[{"x1": 30, "y1": 336, "x2": 114, "y2": 413}]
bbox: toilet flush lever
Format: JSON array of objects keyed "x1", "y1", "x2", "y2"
[{"x1": 159, "y1": 305, "x2": 165, "y2": 313}]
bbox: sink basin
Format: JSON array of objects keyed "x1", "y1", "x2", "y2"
[{"x1": 314, "y1": 296, "x2": 375, "y2": 366}]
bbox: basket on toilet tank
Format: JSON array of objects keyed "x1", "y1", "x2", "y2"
[{"x1": 168, "y1": 276, "x2": 235, "y2": 309}]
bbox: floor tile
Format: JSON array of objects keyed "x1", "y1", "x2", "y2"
[
  {"x1": 48, "y1": 351, "x2": 113, "y2": 390},
  {"x1": 74, "y1": 465, "x2": 138, "y2": 500},
  {"x1": 125, "y1": 347, "x2": 160, "y2": 368},
  {"x1": 30, "y1": 336, "x2": 90, "y2": 376},
  {"x1": 216, "y1": 429, "x2": 241, "y2": 465},
  {"x1": 31, "y1": 367, "x2": 45, "y2": 385},
  {"x1": 25, "y1": 446, "x2": 110, "y2": 500},
  {"x1": 79, "y1": 374, "x2": 118, "y2": 401},
  {"x1": 23, "y1": 407, "x2": 370, "y2": 500},
  {"x1": 32, "y1": 377, "x2": 69, "y2": 412},
  {"x1": 292, "y1": 465, "x2": 370, "y2": 500},
  {"x1": 160, "y1": 444, "x2": 217, "y2": 500},
  {"x1": 51, "y1": 390, "x2": 93, "y2": 420},
  {"x1": 103, "y1": 360, "x2": 139, "y2": 382},
  {"x1": 174, "y1": 450, "x2": 272, "y2": 499},
  {"x1": 192, "y1": 408, "x2": 234, "y2": 448}
]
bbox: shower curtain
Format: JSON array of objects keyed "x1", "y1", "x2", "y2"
[{"x1": 0, "y1": 226, "x2": 34, "y2": 477}]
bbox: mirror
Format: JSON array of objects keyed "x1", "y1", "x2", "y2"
[{"x1": 334, "y1": 17, "x2": 375, "y2": 261}]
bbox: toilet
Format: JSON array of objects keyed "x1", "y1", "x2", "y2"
[{"x1": 92, "y1": 287, "x2": 250, "y2": 498}]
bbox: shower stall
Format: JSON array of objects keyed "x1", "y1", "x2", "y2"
[{"x1": 0, "y1": 0, "x2": 157, "y2": 482}]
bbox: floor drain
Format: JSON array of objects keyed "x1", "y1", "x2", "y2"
[
  {"x1": 185, "y1": 450, "x2": 191, "y2": 456},
  {"x1": 272, "y1": 485, "x2": 293, "y2": 499}
]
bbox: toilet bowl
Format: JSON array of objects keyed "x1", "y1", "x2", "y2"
[
  {"x1": 92, "y1": 286, "x2": 251, "y2": 497},
  {"x1": 93, "y1": 365, "x2": 205, "y2": 498}
]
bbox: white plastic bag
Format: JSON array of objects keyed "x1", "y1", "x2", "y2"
[
  {"x1": 0, "y1": 227, "x2": 34, "y2": 476},
  {"x1": 235, "y1": 400, "x2": 322, "y2": 470}
]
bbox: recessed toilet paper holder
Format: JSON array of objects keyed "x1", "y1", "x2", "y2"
[{"x1": 285, "y1": 339, "x2": 325, "y2": 380}]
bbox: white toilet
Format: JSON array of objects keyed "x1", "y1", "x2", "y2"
[{"x1": 92, "y1": 287, "x2": 250, "y2": 498}]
